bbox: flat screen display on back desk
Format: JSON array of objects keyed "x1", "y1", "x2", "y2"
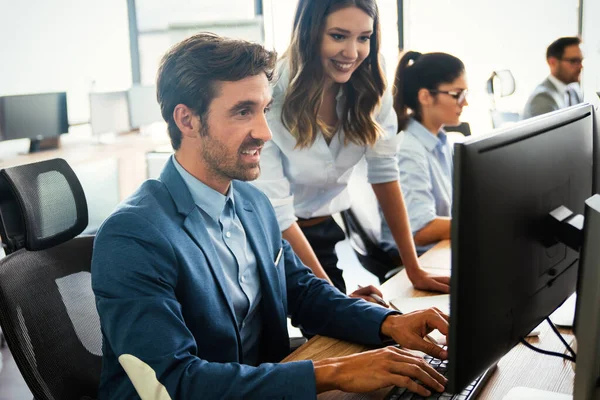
[
  {"x1": 89, "y1": 91, "x2": 130, "y2": 136},
  {"x1": 128, "y1": 85, "x2": 163, "y2": 129},
  {"x1": 0, "y1": 92, "x2": 69, "y2": 141}
]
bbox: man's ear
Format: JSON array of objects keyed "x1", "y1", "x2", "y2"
[
  {"x1": 548, "y1": 56, "x2": 558, "y2": 70},
  {"x1": 173, "y1": 104, "x2": 199, "y2": 139}
]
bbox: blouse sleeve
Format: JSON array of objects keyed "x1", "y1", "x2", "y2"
[{"x1": 364, "y1": 87, "x2": 400, "y2": 184}]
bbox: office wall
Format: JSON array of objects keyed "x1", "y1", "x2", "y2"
[
  {"x1": 582, "y1": 0, "x2": 600, "y2": 99},
  {"x1": 404, "y1": 0, "x2": 579, "y2": 134},
  {"x1": 135, "y1": 0, "x2": 257, "y2": 85},
  {"x1": 0, "y1": 0, "x2": 132, "y2": 123}
]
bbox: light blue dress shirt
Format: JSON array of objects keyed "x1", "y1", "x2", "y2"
[
  {"x1": 252, "y1": 62, "x2": 399, "y2": 230},
  {"x1": 380, "y1": 118, "x2": 453, "y2": 254},
  {"x1": 173, "y1": 157, "x2": 263, "y2": 365}
]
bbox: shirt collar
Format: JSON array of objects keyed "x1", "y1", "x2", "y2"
[
  {"x1": 405, "y1": 118, "x2": 446, "y2": 152},
  {"x1": 172, "y1": 156, "x2": 234, "y2": 222},
  {"x1": 548, "y1": 74, "x2": 568, "y2": 96}
]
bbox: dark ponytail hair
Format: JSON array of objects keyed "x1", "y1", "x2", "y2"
[{"x1": 393, "y1": 51, "x2": 465, "y2": 131}]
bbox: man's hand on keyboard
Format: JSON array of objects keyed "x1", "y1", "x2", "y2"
[
  {"x1": 380, "y1": 307, "x2": 449, "y2": 360},
  {"x1": 313, "y1": 346, "x2": 447, "y2": 396}
]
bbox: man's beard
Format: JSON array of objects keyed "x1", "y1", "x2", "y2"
[{"x1": 200, "y1": 128, "x2": 264, "y2": 182}]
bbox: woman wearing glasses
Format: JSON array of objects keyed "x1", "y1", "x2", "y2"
[
  {"x1": 380, "y1": 51, "x2": 468, "y2": 258},
  {"x1": 253, "y1": 0, "x2": 450, "y2": 295}
]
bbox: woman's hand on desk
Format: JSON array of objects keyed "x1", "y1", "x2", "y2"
[
  {"x1": 409, "y1": 269, "x2": 451, "y2": 294},
  {"x1": 348, "y1": 285, "x2": 389, "y2": 307},
  {"x1": 380, "y1": 308, "x2": 449, "y2": 360},
  {"x1": 313, "y1": 346, "x2": 447, "y2": 396}
]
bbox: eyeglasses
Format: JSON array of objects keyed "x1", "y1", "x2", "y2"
[
  {"x1": 429, "y1": 89, "x2": 468, "y2": 105},
  {"x1": 560, "y1": 57, "x2": 584, "y2": 66}
]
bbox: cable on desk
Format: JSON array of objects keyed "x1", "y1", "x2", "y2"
[
  {"x1": 546, "y1": 317, "x2": 576, "y2": 358},
  {"x1": 519, "y1": 338, "x2": 576, "y2": 363}
]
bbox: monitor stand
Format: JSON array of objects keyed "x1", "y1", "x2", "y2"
[{"x1": 29, "y1": 136, "x2": 60, "y2": 153}]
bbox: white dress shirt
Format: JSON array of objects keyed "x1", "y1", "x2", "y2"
[
  {"x1": 548, "y1": 74, "x2": 568, "y2": 108},
  {"x1": 253, "y1": 63, "x2": 400, "y2": 230}
]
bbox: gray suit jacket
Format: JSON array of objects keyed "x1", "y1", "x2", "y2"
[{"x1": 523, "y1": 78, "x2": 582, "y2": 119}]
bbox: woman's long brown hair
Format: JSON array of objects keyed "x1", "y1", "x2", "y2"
[{"x1": 281, "y1": 0, "x2": 386, "y2": 149}]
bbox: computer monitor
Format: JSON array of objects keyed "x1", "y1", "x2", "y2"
[
  {"x1": 89, "y1": 91, "x2": 130, "y2": 136},
  {"x1": 127, "y1": 85, "x2": 163, "y2": 130},
  {"x1": 0, "y1": 92, "x2": 69, "y2": 152},
  {"x1": 572, "y1": 194, "x2": 600, "y2": 400},
  {"x1": 448, "y1": 103, "x2": 595, "y2": 393}
]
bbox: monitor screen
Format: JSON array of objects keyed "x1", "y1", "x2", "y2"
[
  {"x1": 573, "y1": 194, "x2": 600, "y2": 400},
  {"x1": 0, "y1": 92, "x2": 69, "y2": 141},
  {"x1": 89, "y1": 91, "x2": 130, "y2": 136},
  {"x1": 128, "y1": 85, "x2": 163, "y2": 129},
  {"x1": 447, "y1": 104, "x2": 594, "y2": 393}
]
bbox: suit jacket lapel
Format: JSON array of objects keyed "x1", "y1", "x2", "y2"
[
  {"x1": 160, "y1": 157, "x2": 239, "y2": 335},
  {"x1": 233, "y1": 185, "x2": 285, "y2": 324}
]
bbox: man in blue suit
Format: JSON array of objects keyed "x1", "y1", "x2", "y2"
[{"x1": 92, "y1": 32, "x2": 449, "y2": 399}]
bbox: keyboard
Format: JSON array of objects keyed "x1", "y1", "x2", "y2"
[{"x1": 385, "y1": 348, "x2": 496, "y2": 400}]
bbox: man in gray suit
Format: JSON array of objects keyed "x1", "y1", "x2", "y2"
[{"x1": 523, "y1": 37, "x2": 584, "y2": 119}]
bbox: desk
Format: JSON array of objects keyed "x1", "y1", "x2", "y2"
[{"x1": 283, "y1": 241, "x2": 575, "y2": 399}]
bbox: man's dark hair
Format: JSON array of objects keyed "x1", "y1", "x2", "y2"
[
  {"x1": 546, "y1": 36, "x2": 581, "y2": 60},
  {"x1": 156, "y1": 32, "x2": 277, "y2": 150}
]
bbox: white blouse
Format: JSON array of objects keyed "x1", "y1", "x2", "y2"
[{"x1": 252, "y1": 64, "x2": 399, "y2": 231}]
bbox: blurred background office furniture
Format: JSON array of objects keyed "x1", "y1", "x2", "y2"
[
  {"x1": 0, "y1": 92, "x2": 69, "y2": 153},
  {"x1": 444, "y1": 122, "x2": 472, "y2": 145},
  {"x1": 444, "y1": 122, "x2": 471, "y2": 136},
  {"x1": 89, "y1": 91, "x2": 131, "y2": 138},
  {"x1": 486, "y1": 69, "x2": 521, "y2": 129},
  {"x1": 0, "y1": 158, "x2": 101, "y2": 400},
  {"x1": 146, "y1": 147, "x2": 172, "y2": 179},
  {"x1": 127, "y1": 84, "x2": 164, "y2": 132}
]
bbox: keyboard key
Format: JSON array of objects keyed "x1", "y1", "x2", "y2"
[{"x1": 384, "y1": 346, "x2": 486, "y2": 400}]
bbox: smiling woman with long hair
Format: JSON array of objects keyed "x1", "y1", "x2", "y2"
[{"x1": 253, "y1": 0, "x2": 450, "y2": 296}]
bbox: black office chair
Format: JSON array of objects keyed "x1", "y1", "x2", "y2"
[
  {"x1": 343, "y1": 158, "x2": 403, "y2": 283},
  {"x1": 340, "y1": 208, "x2": 402, "y2": 283},
  {"x1": 486, "y1": 69, "x2": 521, "y2": 128},
  {"x1": 0, "y1": 158, "x2": 102, "y2": 400},
  {"x1": 444, "y1": 122, "x2": 472, "y2": 137}
]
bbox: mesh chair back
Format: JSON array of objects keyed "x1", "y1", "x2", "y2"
[
  {"x1": 0, "y1": 158, "x2": 101, "y2": 400},
  {"x1": 0, "y1": 158, "x2": 88, "y2": 254}
]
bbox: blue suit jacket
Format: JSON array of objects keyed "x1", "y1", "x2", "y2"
[{"x1": 92, "y1": 157, "x2": 394, "y2": 399}]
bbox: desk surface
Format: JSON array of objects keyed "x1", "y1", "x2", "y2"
[
  {"x1": 283, "y1": 241, "x2": 575, "y2": 399},
  {"x1": 0, "y1": 131, "x2": 170, "y2": 201}
]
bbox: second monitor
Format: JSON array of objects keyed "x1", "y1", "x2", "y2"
[{"x1": 448, "y1": 104, "x2": 595, "y2": 393}]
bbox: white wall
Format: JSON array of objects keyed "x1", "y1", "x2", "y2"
[
  {"x1": 582, "y1": 0, "x2": 600, "y2": 100},
  {"x1": 0, "y1": 0, "x2": 132, "y2": 123},
  {"x1": 135, "y1": 0, "x2": 257, "y2": 85},
  {"x1": 404, "y1": 0, "x2": 579, "y2": 134},
  {"x1": 135, "y1": 0, "x2": 255, "y2": 31}
]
